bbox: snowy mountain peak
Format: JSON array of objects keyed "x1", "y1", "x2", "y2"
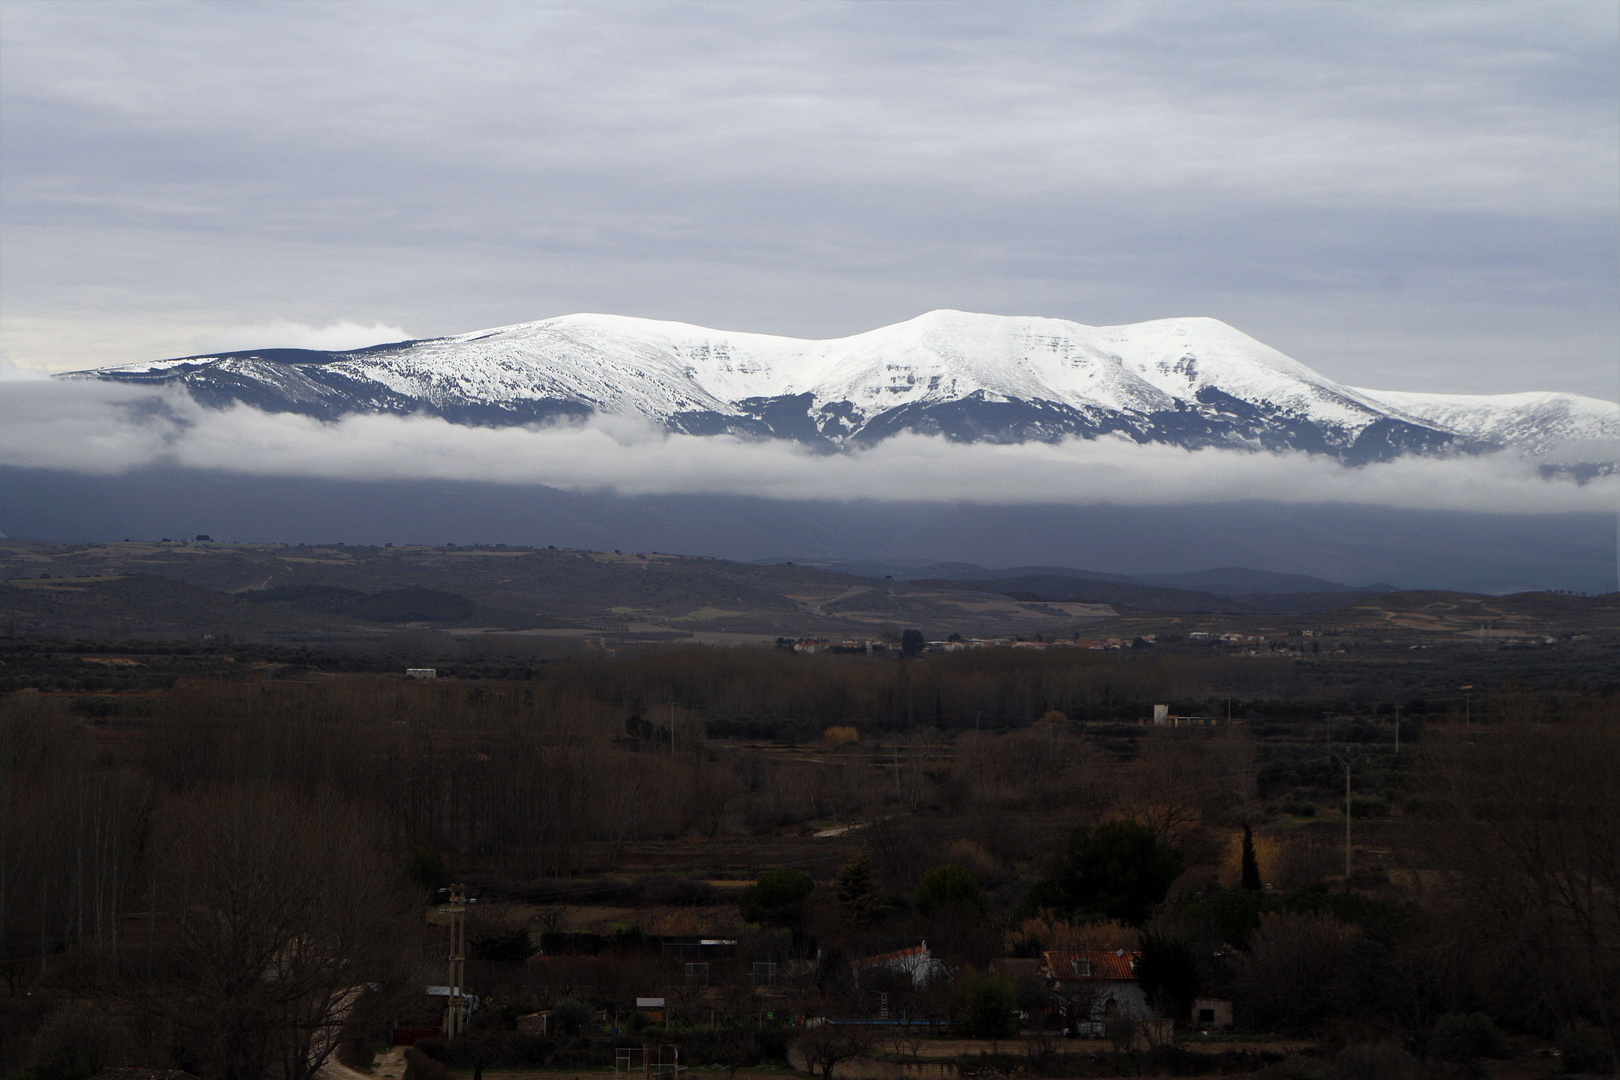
[{"x1": 61, "y1": 310, "x2": 1618, "y2": 467}]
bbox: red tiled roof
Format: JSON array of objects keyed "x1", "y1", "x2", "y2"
[
  {"x1": 853, "y1": 944, "x2": 929, "y2": 968},
  {"x1": 1038, "y1": 949, "x2": 1139, "y2": 982}
]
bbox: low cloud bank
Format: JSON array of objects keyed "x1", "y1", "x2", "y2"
[{"x1": 3, "y1": 381, "x2": 1613, "y2": 514}]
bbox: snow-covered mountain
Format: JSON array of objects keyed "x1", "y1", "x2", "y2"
[
  {"x1": 1349, "y1": 387, "x2": 1617, "y2": 457},
  {"x1": 64, "y1": 310, "x2": 1618, "y2": 465}
]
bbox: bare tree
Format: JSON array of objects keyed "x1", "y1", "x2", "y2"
[
  {"x1": 1110, "y1": 735, "x2": 1246, "y2": 840},
  {"x1": 794, "y1": 1022, "x2": 875, "y2": 1078},
  {"x1": 0, "y1": 696, "x2": 145, "y2": 975},
  {"x1": 709, "y1": 1023, "x2": 762, "y2": 1080},
  {"x1": 1418, "y1": 715, "x2": 1620, "y2": 1063},
  {"x1": 1233, "y1": 911, "x2": 1357, "y2": 1030},
  {"x1": 131, "y1": 784, "x2": 424, "y2": 1080}
]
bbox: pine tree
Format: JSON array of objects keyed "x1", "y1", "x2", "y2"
[
  {"x1": 1241, "y1": 822, "x2": 1263, "y2": 892},
  {"x1": 833, "y1": 853, "x2": 888, "y2": 926}
]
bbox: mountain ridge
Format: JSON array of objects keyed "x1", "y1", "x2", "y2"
[{"x1": 65, "y1": 309, "x2": 1618, "y2": 466}]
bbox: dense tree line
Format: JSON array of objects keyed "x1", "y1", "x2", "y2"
[
  {"x1": 536, "y1": 646, "x2": 1298, "y2": 729},
  {"x1": 0, "y1": 640, "x2": 1615, "y2": 1078},
  {"x1": 0, "y1": 698, "x2": 425, "y2": 1080}
]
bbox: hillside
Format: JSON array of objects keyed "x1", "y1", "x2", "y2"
[
  {"x1": 6, "y1": 537, "x2": 1612, "y2": 649},
  {"x1": 0, "y1": 574, "x2": 369, "y2": 641},
  {"x1": 1086, "y1": 588, "x2": 1620, "y2": 648},
  {"x1": 0, "y1": 539, "x2": 1115, "y2": 641}
]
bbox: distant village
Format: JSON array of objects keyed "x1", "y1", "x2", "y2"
[{"x1": 782, "y1": 631, "x2": 1282, "y2": 655}]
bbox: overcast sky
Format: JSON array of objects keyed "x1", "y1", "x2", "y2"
[{"x1": 2, "y1": 0, "x2": 1616, "y2": 399}]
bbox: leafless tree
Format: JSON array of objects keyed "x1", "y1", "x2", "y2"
[
  {"x1": 1110, "y1": 734, "x2": 1250, "y2": 840},
  {"x1": 689, "y1": 760, "x2": 746, "y2": 837},
  {"x1": 0, "y1": 696, "x2": 146, "y2": 977},
  {"x1": 709, "y1": 1023, "x2": 762, "y2": 1080},
  {"x1": 130, "y1": 784, "x2": 425, "y2": 1080},
  {"x1": 1417, "y1": 715, "x2": 1620, "y2": 1063},
  {"x1": 794, "y1": 1022, "x2": 875, "y2": 1078},
  {"x1": 1233, "y1": 910, "x2": 1357, "y2": 1030},
  {"x1": 532, "y1": 905, "x2": 568, "y2": 933}
]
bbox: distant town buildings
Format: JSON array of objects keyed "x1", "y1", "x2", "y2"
[{"x1": 783, "y1": 634, "x2": 1156, "y2": 655}]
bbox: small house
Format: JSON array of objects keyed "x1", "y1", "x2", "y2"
[
  {"x1": 852, "y1": 942, "x2": 947, "y2": 988},
  {"x1": 1191, "y1": 997, "x2": 1232, "y2": 1030},
  {"x1": 1037, "y1": 950, "x2": 1152, "y2": 1035}
]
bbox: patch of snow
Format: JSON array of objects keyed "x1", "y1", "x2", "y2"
[{"x1": 1351, "y1": 387, "x2": 1620, "y2": 453}]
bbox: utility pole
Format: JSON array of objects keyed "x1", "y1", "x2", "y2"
[
  {"x1": 1394, "y1": 704, "x2": 1400, "y2": 754},
  {"x1": 1460, "y1": 685, "x2": 1473, "y2": 727},
  {"x1": 445, "y1": 883, "x2": 467, "y2": 1036},
  {"x1": 668, "y1": 700, "x2": 678, "y2": 756}
]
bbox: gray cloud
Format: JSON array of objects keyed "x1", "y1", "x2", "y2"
[
  {"x1": 1, "y1": 380, "x2": 1611, "y2": 515},
  {"x1": 1, "y1": 1, "x2": 1615, "y2": 398}
]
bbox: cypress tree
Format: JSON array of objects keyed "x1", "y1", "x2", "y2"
[{"x1": 1241, "y1": 822, "x2": 1263, "y2": 892}]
